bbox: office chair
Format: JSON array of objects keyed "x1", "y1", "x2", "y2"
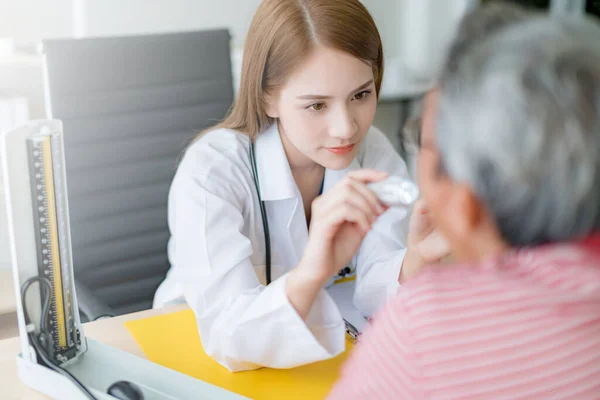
[{"x1": 42, "y1": 29, "x2": 234, "y2": 320}]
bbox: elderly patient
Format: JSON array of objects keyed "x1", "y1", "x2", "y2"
[{"x1": 328, "y1": 15, "x2": 600, "y2": 400}]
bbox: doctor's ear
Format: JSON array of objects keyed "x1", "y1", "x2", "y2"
[{"x1": 264, "y1": 93, "x2": 280, "y2": 119}]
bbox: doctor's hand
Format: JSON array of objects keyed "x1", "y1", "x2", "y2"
[
  {"x1": 400, "y1": 199, "x2": 450, "y2": 282},
  {"x1": 300, "y1": 169, "x2": 388, "y2": 284},
  {"x1": 286, "y1": 169, "x2": 387, "y2": 320}
]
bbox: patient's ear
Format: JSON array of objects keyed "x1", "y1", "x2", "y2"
[
  {"x1": 445, "y1": 184, "x2": 507, "y2": 261},
  {"x1": 448, "y1": 185, "x2": 481, "y2": 241}
]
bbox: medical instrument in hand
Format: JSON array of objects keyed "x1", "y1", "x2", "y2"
[{"x1": 367, "y1": 176, "x2": 419, "y2": 208}]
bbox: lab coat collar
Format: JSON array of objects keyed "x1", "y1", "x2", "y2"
[
  {"x1": 254, "y1": 123, "x2": 298, "y2": 201},
  {"x1": 254, "y1": 123, "x2": 363, "y2": 201}
]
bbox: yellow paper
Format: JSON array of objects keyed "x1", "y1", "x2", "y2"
[{"x1": 125, "y1": 309, "x2": 353, "y2": 400}]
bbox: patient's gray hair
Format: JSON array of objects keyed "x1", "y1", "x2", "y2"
[
  {"x1": 443, "y1": 2, "x2": 531, "y2": 80},
  {"x1": 437, "y1": 16, "x2": 600, "y2": 246}
]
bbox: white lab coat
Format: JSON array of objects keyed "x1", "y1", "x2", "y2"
[{"x1": 153, "y1": 123, "x2": 410, "y2": 372}]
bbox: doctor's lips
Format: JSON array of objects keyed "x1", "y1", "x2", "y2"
[{"x1": 326, "y1": 144, "x2": 355, "y2": 155}]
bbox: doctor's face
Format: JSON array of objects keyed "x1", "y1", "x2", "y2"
[{"x1": 267, "y1": 45, "x2": 378, "y2": 170}]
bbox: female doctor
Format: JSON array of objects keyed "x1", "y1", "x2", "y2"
[{"x1": 153, "y1": 0, "x2": 442, "y2": 372}]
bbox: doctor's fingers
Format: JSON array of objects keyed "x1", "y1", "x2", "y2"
[
  {"x1": 318, "y1": 202, "x2": 372, "y2": 234},
  {"x1": 316, "y1": 182, "x2": 380, "y2": 225},
  {"x1": 347, "y1": 178, "x2": 386, "y2": 216},
  {"x1": 320, "y1": 176, "x2": 384, "y2": 218},
  {"x1": 345, "y1": 169, "x2": 388, "y2": 184}
]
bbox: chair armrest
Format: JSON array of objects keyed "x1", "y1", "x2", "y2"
[{"x1": 75, "y1": 279, "x2": 116, "y2": 322}]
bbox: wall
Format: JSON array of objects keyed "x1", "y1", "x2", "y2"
[
  {"x1": 0, "y1": 0, "x2": 446, "y2": 271},
  {"x1": 362, "y1": 0, "x2": 403, "y2": 59},
  {"x1": 0, "y1": 0, "x2": 418, "y2": 61},
  {"x1": 0, "y1": 1, "x2": 417, "y2": 272},
  {"x1": 0, "y1": 0, "x2": 75, "y2": 46},
  {"x1": 81, "y1": 0, "x2": 262, "y2": 48},
  {"x1": 0, "y1": 0, "x2": 261, "y2": 49},
  {"x1": 81, "y1": 0, "x2": 409, "y2": 55},
  {"x1": 76, "y1": 0, "x2": 403, "y2": 57}
]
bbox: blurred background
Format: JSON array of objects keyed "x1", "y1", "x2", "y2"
[{"x1": 0, "y1": 0, "x2": 598, "y2": 338}]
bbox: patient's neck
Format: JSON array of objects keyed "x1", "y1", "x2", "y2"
[{"x1": 455, "y1": 228, "x2": 509, "y2": 264}]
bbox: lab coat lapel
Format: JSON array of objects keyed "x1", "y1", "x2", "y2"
[
  {"x1": 255, "y1": 124, "x2": 307, "y2": 265},
  {"x1": 254, "y1": 123, "x2": 296, "y2": 201},
  {"x1": 287, "y1": 196, "x2": 308, "y2": 265}
]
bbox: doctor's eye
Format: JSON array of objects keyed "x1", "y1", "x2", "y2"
[
  {"x1": 353, "y1": 90, "x2": 372, "y2": 101},
  {"x1": 306, "y1": 103, "x2": 325, "y2": 112}
]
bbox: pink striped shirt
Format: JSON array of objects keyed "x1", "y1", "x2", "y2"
[{"x1": 329, "y1": 236, "x2": 600, "y2": 399}]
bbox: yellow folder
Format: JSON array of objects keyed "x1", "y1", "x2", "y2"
[{"x1": 125, "y1": 308, "x2": 354, "y2": 399}]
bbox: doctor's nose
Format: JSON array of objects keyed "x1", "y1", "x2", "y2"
[{"x1": 330, "y1": 107, "x2": 358, "y2": 140}]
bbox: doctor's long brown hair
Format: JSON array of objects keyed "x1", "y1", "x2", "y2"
[{"x1": 198, "y1": 0, "x2": 384, "y2": 140}]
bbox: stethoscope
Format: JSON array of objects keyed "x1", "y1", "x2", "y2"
[
  {"x1": 249, "y1": 140, "x2": 352, "y2": 285},
  {"x1": 249, "y1": 139, "x2": 273, "y2": 284}
]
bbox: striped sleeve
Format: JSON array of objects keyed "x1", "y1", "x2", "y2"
[{"x1": 327, "y1": 296, "x2": 426, "y2": 399}]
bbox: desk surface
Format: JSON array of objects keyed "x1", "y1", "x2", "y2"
[{"x1": 0, "y1": 304, "x2": 187, "y2": 400}]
